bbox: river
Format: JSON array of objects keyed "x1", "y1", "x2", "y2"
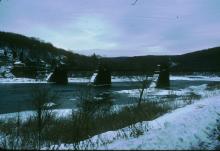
[{"x1": 0, "y1": 74, "x2": 220, "y2": 114}]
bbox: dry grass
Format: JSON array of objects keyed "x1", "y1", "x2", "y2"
[
  {"x1": 0, "y1": 100, "x2": 169, "y2": 149},
  {"x1": 0, "y1": 85, "x2": 170, "y2": 149}
]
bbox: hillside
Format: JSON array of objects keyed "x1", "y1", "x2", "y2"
[
  {"x1": 0, "y1": 31, "x2": 97, "y2": 77},
  {"x1": 102, "y1": 47, "x2": 220, "y2": 73},
  {"x1": 0, "y1": 31, "x2": 220, "y2": 78},
  {"x1": 171, "y1": 47, "x2": 220, "y2": 72}
]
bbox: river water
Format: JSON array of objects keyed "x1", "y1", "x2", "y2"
[{"x1": 0, "y1": 74, "x2": 220, "y2": 114}]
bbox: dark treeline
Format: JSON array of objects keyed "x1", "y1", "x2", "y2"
[
  {"x1": 102, "y1": 46, "x2": 220, "y2": 73},
  {"x1": 1, "y1": 31, "x2": 220, "y2": 75}
]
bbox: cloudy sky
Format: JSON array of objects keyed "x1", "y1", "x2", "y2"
[{"x1": 0, "y1": 0, "x2": 220, "y2": 57}]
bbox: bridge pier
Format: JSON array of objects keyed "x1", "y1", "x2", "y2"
[
  {"x1": 90, "y1": 64, "x2": 111, "y2": 86},
  {"x1": 47, "y1": 66, "x2": 68, "y2": 84},
  {"x1": 156, "y1": 64, "x2": 170, "y2": 88}
]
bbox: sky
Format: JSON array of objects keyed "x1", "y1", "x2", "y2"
[{"x1": 0, "y1": 0, "x2": 220, "y2": 57}]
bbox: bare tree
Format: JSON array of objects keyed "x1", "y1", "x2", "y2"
[
  {"x1": 15, "y1": 111, "x2": 21, "y2": 148},
  {"x1": 136, "y1": 76, "x2": 148, "y2": 106},
  {"x1": 31, "y1": 86, "x2": 58, "y2": 150},
  {"x1": 129, "y1": 75, "x2": 148, "y2": 106}
]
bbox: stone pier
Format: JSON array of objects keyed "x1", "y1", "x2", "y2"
[
  {"x1": 156, "y1": 63, "x2": 170, "y2": 88},
  {"x1": 90, "y1": 64, "x2": 111, "y2": 86},
  {"x1": 47, "y1": 66, "x2": 68, "y2": 84}
]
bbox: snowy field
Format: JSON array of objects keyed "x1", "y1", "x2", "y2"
[
  {"x1": 42, "y1": 94, "x2": 220, "y2": 150},
  {"x1": 116, "y1": 83, "x2": 220, "y2": 99}
]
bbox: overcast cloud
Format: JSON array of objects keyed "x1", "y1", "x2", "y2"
[{"x1": 0, "y1": 0, "x2": 220, "y2": 57}]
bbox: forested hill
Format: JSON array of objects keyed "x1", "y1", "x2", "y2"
[
  {"x1": 171, "y1": 47, "x2": 220, "y2": 72},
  {"x1": 0, "y1": 31, "x2": 220, "y2": 77},
  {"x1": 102, "y1": 46, "x2": 220, "y2": 72},
  {"x1": 0, "y1": 31, "x2": 97, "y2": 71}
]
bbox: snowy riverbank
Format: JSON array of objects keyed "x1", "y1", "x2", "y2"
[
  {"x1": 0, "y1": 75, "x2": 220, "y2": 84},
  {"x1": 0, "y1": 92, "x2": 220, "y2": 150},
  {"x1": 44, "y1": 94, "x2": 220, "y2": 150}
]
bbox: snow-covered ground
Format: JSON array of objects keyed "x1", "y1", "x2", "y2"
[
  {"x1": 0, "y1": 109, "x2": 73, "y2": 122},
  {"x1": 63, "y1": 75, "x2": 220, "y2": 83},
  {"x1": 44, "y1": 94, "x2": 220, "y2": 150},
  {"x1": 0, "y1": 104, "x2": 131, "y2": 122},
  {"x1": 0, "y1": 65, "x2": 14, "y2": 78},
  {"x1": 0, "y1": 87, "x2": 220, "y2": 149},
  {"x1": 0, "y1": 78, "x2": 48, "y2": 84},
  {"x1": 171, "y1": 75, "x2": 220, "y2": 81},
  {"x1": 116, "y1": 83, "x2": 220, "y2": 100},
  {"x1": 1, "y1": 75, "x2": 220, "y2": 84}
]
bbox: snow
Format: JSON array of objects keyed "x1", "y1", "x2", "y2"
[
  {"x1": 0, "y1": 49, "x2": 4, "y2": 55},
  {"x1": 43, "y1": 102, "x2": 56, "y2": 108},
  {"x1": 0, "y1": 78, "x2": 47, "y2": 83},
  {"x1": 0, "y1": 75, "x2": 220, "y2": 84},
  {"x1": 90, "y1": 72, "x2": 97, "y2": 83},
  {"x1": 0, "y1": 111, "x2": 34, "y2": 122},
  {"x1": 53, "y1": 109, "x2": 74, "y2": 118},
  {"x1": 0, "y1": 76, "x2": 136, "y2": 83},
  {"x1": 0, "y1": 104, "x2": 130, "y2": 122},
  {"x1": 71, "y1": 75, "x2": 220, "y2": 83},
  {"x1": 0, "y1": 109, "x2": 73, "y2": 122},
  {"x1": 111, "y1": 76, "x2": 137, "y2": 82},
  {"x1": 149, "y1": 73, "x2": 159, "y2": 88},
  {"x1": 14, "y1": 61, "x2": 23, "y2": 65},
  {"x1": 68, "y1": 77, "x2": 89, "y2": 83},
  {"x1": 0, "y1": 87, "x2": 219, "y2": 149},
  {"x1": 171, "y1": 75, "x2": 220, "y2": 81},
  {"x1": 98, "y1": 95, "x2": 220, "y2": 150},
  {"x1": 46, "y1": 94, "x2": 220, "y2": 150},
  {"x1": 0, "y1": 66, "x2": 15, "y2": 78},
  {"x1": 117, "y1": 83, "x2": 220, "y2": 100},
  {"x1": 68, "y1": 75, "x2": 220, "y2": 83},
  {"x1": 111, "y1": 75, "x2": 220, "y2": 83},
  {"x1": 116, "y1": 87, "x2": 188, "y2": 98},
  {"x1": 94, "y1": 96, "x2": 103, "y2": 100},
  {"x1": 46, "y1": 72, "x2": 53, "y2": 81}
]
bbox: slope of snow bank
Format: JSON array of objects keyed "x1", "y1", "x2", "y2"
[
  {"x1": 45, "y1": 94, "x2": 220, "y2": 150},
  {"x1": 96, "y1": 95, "x2": 220, "y2": 150},
  {"x1": 1, "y1": 94, "x2": 219, "y2": 150}
]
